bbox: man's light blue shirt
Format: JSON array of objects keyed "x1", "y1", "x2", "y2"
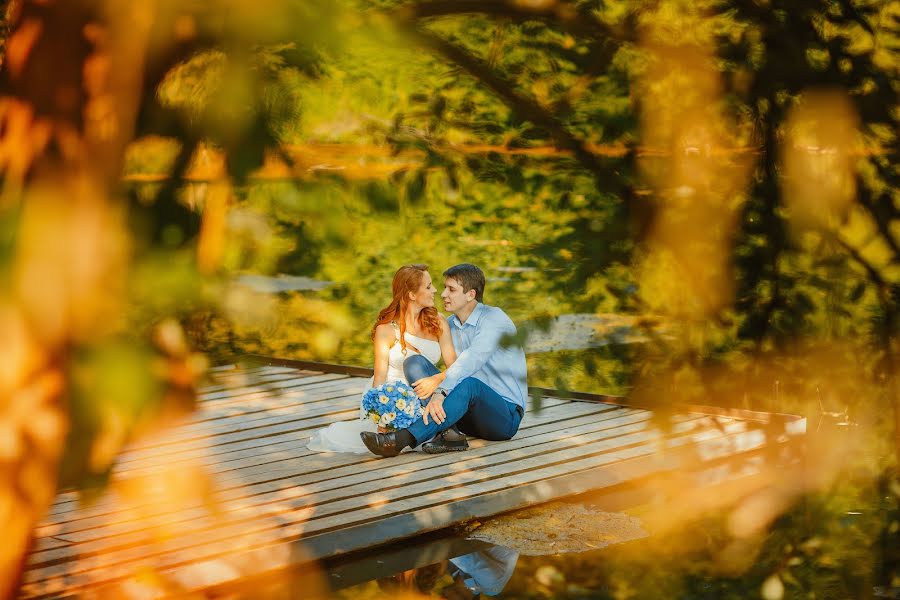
[{"x1": 441, "y1": 302, "x2": 528, "y2": 410}]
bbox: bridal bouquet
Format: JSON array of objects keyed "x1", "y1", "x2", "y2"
[{"x1": 361, "y1": 381, "x2": 423, "y2": 431}]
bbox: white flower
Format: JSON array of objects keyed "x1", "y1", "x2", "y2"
[
  {"x1": 379, "y1": 394, "x2": 389, "y2": 404},
  {"x1": 386, "y1": 386, "x2": 394, "y2": 392},
  {"x1": 400, "y1": 388, "x2": 408, "y2": 396},
  {"x1": 396, "y1": 398, "x2": 407, "y2": 410}
]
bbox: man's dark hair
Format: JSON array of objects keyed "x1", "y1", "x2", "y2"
[{"x1": 443, "y1": 263, "x2": 485, "y2": 302}]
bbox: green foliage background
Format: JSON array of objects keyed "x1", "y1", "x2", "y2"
[{"x1": 2, "y1": 0, "x2": 897, "y2": 595}]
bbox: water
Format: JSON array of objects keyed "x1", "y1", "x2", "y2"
[
  {"x1": 317, "y1": 477, "x2": 899, "y2": 599},
  {"x1": 326, "y1": 536, "x2": 518, "y2": 598}
]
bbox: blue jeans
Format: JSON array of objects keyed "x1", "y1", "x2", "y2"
[{"x1": 403, "y1": 354, "x2": 523, "y2": 446}]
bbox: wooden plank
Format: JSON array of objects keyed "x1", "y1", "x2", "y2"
[
  {"x1": 240, "y1": 356, "x2": 375, "y2": 378},
  {"x1": 109, "y1": 380, "x2": 362, "y2": 467},
  {"x1": 40, "y1": 369, "x2": 330, "y2": 510},
  {"x1": 198, "y1": 372, "x2": 350, "y2": 405},
  {"x1": 33, "y1": 406, "x2": 639, "y2": 558},
  {"x1": 206, "y1": 402, "x2": 626, "y2": 489},
  {"x1": 112, "y1": 392, "x2": 573, "y2": 481},
  {"x1": 22, "y1": 426, "x2": 767, "y2": 600},
  {"x1": 292, "y1": 422, "x2": 754, "y2": 537},
  {"x1": 199, "y1": 368, "x2": 312, "y2": 392},
  {"x1": 37, "y1": 401, "x2": 584, "y2": 522},
  {"x1": 23, "y1": 360, "x2": 803, "y2": 599},
  {"x1": 44, "y1": 409, "x2": 362, "y2": 521},
  {"x1": 111, "y1": 385, "x2": 372, "y2": 473},
  {"x1": 116, "y1": 397, "x2": 362, "y2": 458},
  {"x1": 41, "y1": 374, "x2": 358, "y2": 514},
  {"x1": 29, "y1": 414, "x2": 716, "y2": 570},
  {"x1": 295, "y1": 426, "x2": 754, "y2": 559},
  {"x1": 241, "y1": 357, "x2": 807, "y2": 430},
  {"x1": 24, "y1": 422, "x2": 754, "y2": 594},
  {"x1": 39, "y1": 407, "x2": 646, "y2": 546},
  {"x1": 120, "y1": 382, "x2": 370, "y2": 451},
  {"x1": 40, "y1": 400, "x2": 610, "y2": 529},
  {"x1": 204, "y1": 396, "x2": 573, "y2": 477},
  {"x1": 31, "y1": 538, "x2": 70, "y2": 552},
  {"x1": 117, "y1": 396, "x2": 574, "y2": 481},
  {"x1": 194, "y1": 374, "x2": 353, "y2": 415},
  {"x1": 43, "y1": 406, "x2": 363, "y2": 519},
  {"x1": 199, "y1": 367, "x2": 317, "y2": 393},
  {"x1": 198, "y1": 372, "x2": 350, "y2": 404}
]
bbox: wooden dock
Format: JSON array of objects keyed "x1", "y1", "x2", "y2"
[{"x1": 22, "y1": 360, "x2": 806, "y2": 598}]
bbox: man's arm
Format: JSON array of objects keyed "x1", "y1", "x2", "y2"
[
  {"x1": 412, "y1": 309, "x2": 516, "y2": 400},
  {"x1": 417, "y1": 311, "x2": 514, "y2": 422},
  {"x1": 441, "y1": 310, "x2": 515, "y2": 392},
  {"x1": 412, "y1": 317, "x2": 457, "y2": 400}
]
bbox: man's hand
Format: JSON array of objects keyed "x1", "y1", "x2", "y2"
[
  {"x1": 413, "y1": 373, "x2": 443, "y2": 400},
  {"x1": 422, "y1": 395, "x2": 446, "y2": 425}
]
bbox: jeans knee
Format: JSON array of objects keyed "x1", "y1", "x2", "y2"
[
  {"x1": 403, "y1": 354, "x2": 436, "y2": 383},
  {"x1": 452, "y1": 377, "x2": 480, "y2": 398}
]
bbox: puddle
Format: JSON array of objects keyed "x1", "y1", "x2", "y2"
[{"x1": 462, "y1": 501, "x2": 649, "y2": 556}]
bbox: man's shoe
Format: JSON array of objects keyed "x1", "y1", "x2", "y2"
[
  {"x1": 422, "y1": 427, "x2": 469, "y2": 454},
  {"x1": 442, "y1": 426, "x2": 468, "y2": 443},
  {"x1": 360, "y1": 431, "x2": 404, "y2": 458}
]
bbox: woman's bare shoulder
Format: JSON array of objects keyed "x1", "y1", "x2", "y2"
[{"x1": 374, "y1": 323, "x2": 395, "y2": 340}]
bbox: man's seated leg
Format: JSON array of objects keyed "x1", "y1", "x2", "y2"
[
  {"x1": 457, "y1": 388, "x2": 522, "y2": 441},
  {"x1": 414, "y1": 377, "x2": 521, "y2": 454},
  {"x1": 364, "y1": 371, "x2": 511, "y2": 459},
  {"x1": 404, "y1": 354, "x2": 465, "y2": 446}
]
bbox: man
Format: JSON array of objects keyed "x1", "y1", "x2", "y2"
[{"x1": 361, "y1": 263, "x2": 528, "y2": 457}]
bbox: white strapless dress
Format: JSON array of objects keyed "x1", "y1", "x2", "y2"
[{"x1": 306, "y1": 330, "x2": 441, "y2": 453}]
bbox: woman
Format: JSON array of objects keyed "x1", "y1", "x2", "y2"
[{"x1": 307, "y1": 264, "x2": 456, "y2": 453}]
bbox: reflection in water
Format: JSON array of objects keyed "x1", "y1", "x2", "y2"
[
  {"x1": 521, "y1": 313, "x2": 647, "y2": 353},
  {"x1": 447, "y1": 545, "x2": 520, "y2": 597},
  {"x1": 328, "y1": 538, "x2": 519, "y2": 598},
  {"x1": 236, "y1": 274, "x2": 333, "y2": 292}
]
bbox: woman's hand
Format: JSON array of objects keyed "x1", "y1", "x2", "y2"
[{"x1": 413, "y1": 372, "x2": 444, "y2": 399}]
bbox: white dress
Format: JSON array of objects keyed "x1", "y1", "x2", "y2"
[{"x1": 306, "y1": 326, "x2": 442, "y2": 453}]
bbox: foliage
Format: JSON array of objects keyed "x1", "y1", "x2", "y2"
[{"x1": 0, "y1": 0, "x2": 898, "y2": 596}]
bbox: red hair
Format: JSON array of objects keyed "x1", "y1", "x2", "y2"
[{"x1": 371, "y1": 264, "x2": 442, "y2": 353}]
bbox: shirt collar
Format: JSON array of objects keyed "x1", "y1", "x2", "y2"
[{"x1": 449, "y1": 302, "x2": 485, "y2": 329}]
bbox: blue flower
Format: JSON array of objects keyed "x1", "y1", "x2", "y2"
[{"x1": 363, "y1": 380, "x2": 421, "y2": 431}]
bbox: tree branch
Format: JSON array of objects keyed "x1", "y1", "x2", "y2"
[
  {"x1": 858, "y1": 167, "x2": 900, "y2": 264},
  {"x1": 398, "y1": 25, "x2": 618, "y2": 186},
  {"x1": 394, "y1": 0, "x2": 630, "y2": 43},
  {"x1": 833, "y1": 234, "x2": 892, "y2": 296}
]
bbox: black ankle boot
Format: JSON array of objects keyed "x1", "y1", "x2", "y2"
[{"x1": 360, "y1": 430, "x2": 415, "y2": 457}]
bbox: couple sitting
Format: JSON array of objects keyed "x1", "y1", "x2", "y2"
[{"x1": 307, "y1": 263, "x2": 528, "y2": 457}]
